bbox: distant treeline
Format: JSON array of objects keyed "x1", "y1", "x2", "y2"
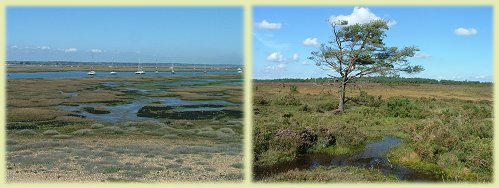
[{"x1": 255, "y1": 76, "x2": 492, "y2": 85}]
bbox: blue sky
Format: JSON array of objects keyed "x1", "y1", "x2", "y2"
[
  {"x1": 7, "y1": 7, "x2": 242, "y2": 65},
  {"x1": 253, "y1": 6, "x2": 492, "y2": 82}
]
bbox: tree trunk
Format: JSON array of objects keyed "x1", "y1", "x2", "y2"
[{"x1": 338, "y1": 82, "x2": 346, "y2": 112}]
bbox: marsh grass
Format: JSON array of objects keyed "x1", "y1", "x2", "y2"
[
  {"x1": 7, "y1": 74, "x2": 243, "y2": 182},
  {"x1": 8, "y1": 108, "x2": 68, "y2": 122}
]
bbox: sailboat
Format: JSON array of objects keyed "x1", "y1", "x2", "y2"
[
  {"x1": 87, "y1": 54, "x2": 96, "y2": 76},
  {"x1": 204, "y1": 64, "x2": 207, "y2": 73},
  {"x1": 135, "y1": 58, "x2": 145, "y2": 74},
  {"x1": 171, "y1": 63, "x2": 175, "y2": 74},
  {"x1": 110, "y1": 57, "x2": 117, "y2": 75},
  {"x1": 154, "y1": 58, "x2": 159, "y2": 74},
  {"x1": 237, "y1": 67, "x2": 243, "y2": 73}
]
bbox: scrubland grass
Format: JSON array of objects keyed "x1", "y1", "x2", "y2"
[{"x1": 253, "y1": 82, "x2": 492, "y2": 182}]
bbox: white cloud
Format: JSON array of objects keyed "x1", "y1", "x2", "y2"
[
  {"x1": 10, "y1": 45, "x2": 19, "y2": 49},
  {"x1": 36, "y1": 46, "x2": 50, "y2": 50},
  {"x1": 264, "y1": 63, "x2": 287, "y2": 72},
  {"x1": 302, "y1": 61, "x2": 310, "y2": 65},
  {"x1": 454, "y1": 27, "x2": 478, "y2": 36},
  {"x1": 64, "y1": 48, "x2": 78, "y2": 52},
  {"x1": 329, "y1": 7, "x2": 396, "y2": 27},
  {"x1": 292, "y1": 53, "x2": 299, "y2": 61},
  {"x1": 303, "y1": 37, "x2": 319, "y2": 46},
  {"x1": 90, "y1": 49, "x2": 103, "y2": 53},
  {"x1": 266, "y1": 52, "x2": 284, "y2": 62},
  {"x1": 256, "y1": 20, "x2": 282, "y2": 30},
  {"x1": 414, "y1": 52, "x2": 431, "y2": 59},
  {"x1": 277, "y1": 63, "x2": 286, "y2": 69},
  {"x1": 475, "y1": 75, "x2": 486, "y2": 79}
]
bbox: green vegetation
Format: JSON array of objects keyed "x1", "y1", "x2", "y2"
[
  {"x1": 262, "y1": 166, "x2": 398, "y2": 182},
  {"x1": 253, "y1": 82, "x2": 492, "y2": 182},
  {"x1": 309, "y1": 20, "x2": 423, "y2": 112}
]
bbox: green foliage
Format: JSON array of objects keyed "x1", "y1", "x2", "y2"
[
  {"x1": 383, "y1": 97, "x2": 428, "y2": 118},
  {"x1": 350, "y1": 91, "x2": 383, "y2": 107},
  {"x1": 315, "y1": 101, "x2": 338, "y2": 112},
  {"x1": 275, "y1": 93, "x2": 302, "y2": 106},
  {"x1": 254, "y1": 96, "x2": 269, "y2": 106},
  {"x1": 289, "y1": 85, "x2": 299, "y2": 93},
  {"x1": 333, "y1": 125, "x2": 367, "y2": 147}
]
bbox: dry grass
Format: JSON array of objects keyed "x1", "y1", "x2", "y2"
[{"x1": 256, "y1": 82, "x2": 492, "y2": 102}]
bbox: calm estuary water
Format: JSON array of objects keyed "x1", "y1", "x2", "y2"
[{"x1": 7, "y1": 71, "x2": 239, "y2": 79}]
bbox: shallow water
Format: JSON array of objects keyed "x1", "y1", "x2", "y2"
[
  {"x1": 253, "y1": 136, "x2": 440, "y2": 182},
  {"x1": 7, "y1": 71, "x2": 239, "y2": 79},
  {"x1": 59, "y1": 96, "x2": 237, "y2": 123}
]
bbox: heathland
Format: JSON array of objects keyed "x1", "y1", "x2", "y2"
[
  {"x1": 253, "y1": 78, "x2": 492, "y2": 182},
  {"x1": 6, "y1": 74, "x2": 243, "y2": 182}
]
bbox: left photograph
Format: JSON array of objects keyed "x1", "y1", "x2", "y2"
[{"x1": 6, "y1": 7, "x2": 244, "y2": 182}]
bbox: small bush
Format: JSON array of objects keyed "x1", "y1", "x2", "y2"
[
  {"x1": 275, "y1": 93, "x2": 301, "y2": 106},
  {"x1": 333, "y1": 125, "x2": 367, "y2": 147},
  {"x1": 315, "y1": 101, "x2": 338, "y2": 112},
  {"x1": 254, "y1": 96, "x2": 269, "y2": 106},
  {"x1": 290, "y1": 85, "x2": 299, "y2": 93},
  {"x1": 383, "y1": 97, "x2": 428, "y2": 118},
  {"x1": 299, "y1": 104, "x2": 311, "y2": 112},
  {"x1": 350, "y1": 91, "x2": 383, "y2": 107}
]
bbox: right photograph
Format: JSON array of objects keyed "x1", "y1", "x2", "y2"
[{"x1": 252, "y1": 6, "x2": 492, "y2": 182}]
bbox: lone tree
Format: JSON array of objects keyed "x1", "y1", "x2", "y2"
[{"x1": 309, "y1": 19, "x2": 423, "y2": 112}]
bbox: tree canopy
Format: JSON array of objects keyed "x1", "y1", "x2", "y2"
[{"x1": 309, "y1": 19, "x2": 423, "y2": 83}]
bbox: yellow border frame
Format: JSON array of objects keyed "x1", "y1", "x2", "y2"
[{"x1": 0, "y1": 0, "x2": 497, "y2": 187}]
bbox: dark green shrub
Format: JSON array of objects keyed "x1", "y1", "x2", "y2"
[
  {"x1": 333, "y1": 125, "x2": 367, "y2": 147},
  {"x1": 315, "y1": 101, "x2": 338, "y2": 112},
  {"x1": 350, "y1": 91, "x2": 383, "y2": 107},
  {"x1": 290, "y1": 85, "x2": 299, "y2": 93},
  {"x1": 275, "y1": 93, "x2": 301, "y2": 106},
  {"x1": 254, "y1": 96, "x2": 269, "y2": 106},
  {"x1": 383, "y1": 97, "x2": 428, "y2": 118}
]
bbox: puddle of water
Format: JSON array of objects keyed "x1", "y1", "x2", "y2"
[{"x1": 253, "y1": 136, "x2": 440, "y2": 182}]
